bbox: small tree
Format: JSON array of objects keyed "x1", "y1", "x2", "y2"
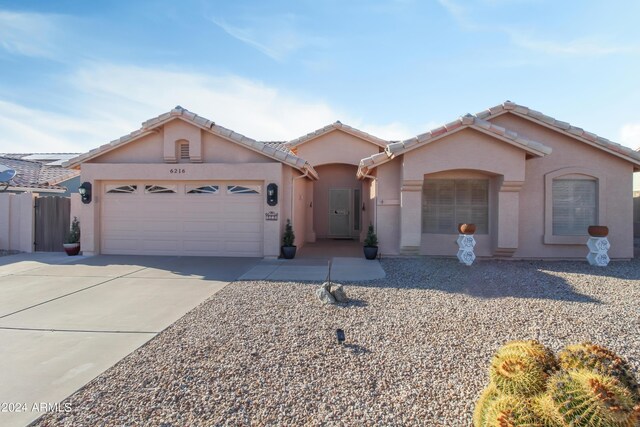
[
  {"x1": 65, "y1": 217, "x2": 80, "y2": 244},
  {"x1": 364, "y1": 224, "x2": 378, "y2": 247},
  {"x1": 282, "y1": 219, "x2": 295, "y2": 247}
]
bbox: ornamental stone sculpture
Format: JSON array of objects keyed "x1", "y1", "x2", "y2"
[
  {"x1": 586, "y1": 226, "x2": 610, "y2": 267},
  {"x1": 457, "y1": 223, "x2": 476, "y2": 266}
]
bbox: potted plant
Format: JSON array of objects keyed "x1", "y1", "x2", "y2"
[
  {"x1": 363, "y1": 224, "x2": 378, "y2": 260},
  {"x1": 281, "y1": 219, "x2": 296, "y2": 259},
  {"x1": 63, "y1": 216, "x2": 81, "y2": 256}
]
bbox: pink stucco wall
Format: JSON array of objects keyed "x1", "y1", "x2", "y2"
[
  {"x1": 490, "y1": 113, "x2": 634, "y2": 259},
  {"x1": 372, "y1": 116, "x2": 636, "y2": 259},
  {"x1": 0, "y1": 193, "x2": 35, "y2": 252},
  {"x1": 294, "y1": 129, "x2": 382, "y2": 167},
  {"x1": 78, "y1": 118, "x2": 300, "y2": 258}
]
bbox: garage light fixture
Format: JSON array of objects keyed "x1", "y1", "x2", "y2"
[
  {"x1": 79, "y1": 182, "x2": 92, "y2": 204},
  {"x1": 267, "y1": 183, "x2": 278, "y2": 206}
]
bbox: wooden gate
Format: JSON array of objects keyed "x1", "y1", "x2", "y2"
[{"x1": 34, "y1": 196, "x2": 71, "y2": 252}]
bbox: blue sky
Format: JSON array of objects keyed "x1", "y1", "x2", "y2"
[{"x1": 1, "y1": 0, "x2": 639, "y2": 152}]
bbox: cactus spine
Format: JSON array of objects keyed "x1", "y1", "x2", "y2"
[
  {"x1": 489, "y1": 349, "x2": 550, "y2": 398},
  {"x1": 548, "y1": 369, "x2": 639, "y2": 427},
  {"x1": 558, "y1": 342, "x2": 639, "y2": 399}
]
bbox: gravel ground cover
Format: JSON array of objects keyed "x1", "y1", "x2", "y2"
[{"x1": 35, "y1": 257, "x2": 640, "y2": 426}]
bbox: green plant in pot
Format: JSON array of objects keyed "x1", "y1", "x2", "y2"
[
  {"x1": 363, "y1": 224, "x2": 378, "y2": 260},
  {"x1": 281, "y1": 219, "x2": 296, "y2": 259},
  {"x1": 63, "y1": 216, "x2": 81, "y2": 256}
]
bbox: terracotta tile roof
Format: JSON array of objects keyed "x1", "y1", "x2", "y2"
[
  {"x1": 477, "y1": 101, "x2": 640, "y2": 168},
  {"x1": 0, "y1": 156, "x2": 77, "y2": 191},
  {"x1": 286, "y1": 121, "x2": 388, "y2": 148},
  {"x1": 64, "y1": 107, "x2": 318, "y2": 179},
  {"x1": 357, "y1": 115, "x2": 551, "y2": 177}
]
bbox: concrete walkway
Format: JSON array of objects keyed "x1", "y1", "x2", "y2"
[
  {"x1": 239, "y1": 256, "x2": 386, "y2": 281},
  {"x1": 0, "y1": 253, "x2": 258, "y2": 427}
]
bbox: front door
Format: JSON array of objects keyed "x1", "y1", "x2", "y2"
[{"x1": 329, "y1": 188, "x2": 351, "y2": 237}]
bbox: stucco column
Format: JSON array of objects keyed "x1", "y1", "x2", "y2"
[
  {"x1": 495, "y1": 180, "x2": 523, "y2": 257},
  {"x1": 79, "y1": 179, "x2": 99, "y2": 256},
  {"x1": 400, "y1": 180, "x2": 422, "y2": 255}
]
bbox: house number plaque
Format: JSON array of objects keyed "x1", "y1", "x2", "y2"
[
  {"x1": 265, "y1": 211, "x2": 278, "y2": 221},
  {"x1": 169, "y1": 168, "x2": 186, "y2": 174}
]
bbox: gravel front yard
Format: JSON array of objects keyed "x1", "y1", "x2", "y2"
[{"x1": 35, "y1": 258, "x2": 640, "y2": 426}]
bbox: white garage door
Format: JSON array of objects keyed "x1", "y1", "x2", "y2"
[{"x1": 101, "y1": 181, "x2": 263, "y2": 257}]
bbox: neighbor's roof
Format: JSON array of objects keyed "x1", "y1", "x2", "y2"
[
  {"x1": 477, "y1": 101, "x2": 640, "y2": 170},
  {"x1": 0, "y1": 153, "x2": 81, "y2": 166},
  {"x1": 286, "y1": 121, "x2": 388, "y2": 148},
  {"x1": 357, "y1": 115, "x2": 551, "y2": 177},
  {"x1": 64, "y1": 107, "x2": 318, "y2": 179},
  {"x1": 0, "y1": 156, "x2": 78, "y2": 192}
]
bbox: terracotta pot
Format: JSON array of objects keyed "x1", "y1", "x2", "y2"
[
  {"x1": 363, "y1": 246, "x2": 378, "y2": 260},
  {"x1": 458, "y1": 223, "x2": 476, "y2": 235},
  {"x1": 588, "y1": 225, "x2": 609, "y2": 238},
  {"x1": 281, "y1": 245, "x2": 297, "y2": 259},
  {"x1": 63, "y1": 243, "x2": 80, "y2": 256}
]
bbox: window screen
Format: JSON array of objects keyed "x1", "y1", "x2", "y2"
[
  {"x1": 552, "y1": 179, "x2": 597, "y2": 235},
  {"x1": 422, "y1": 179, "x2": 489, "y2": 234}
]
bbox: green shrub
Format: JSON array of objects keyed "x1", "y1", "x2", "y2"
[
  {"x1": 364, "y1": 224, "x2": 378, "y2": 247},
  {"x1": 65, "y1": 217, "x2": 80, "y2": 244},
  {"x1": 282, "y1": 219, "x2": 295, "y2": 247}
]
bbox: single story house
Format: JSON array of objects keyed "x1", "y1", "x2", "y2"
[{"x1": 64, "y1": 101, "x2": 640, "y2": 259}]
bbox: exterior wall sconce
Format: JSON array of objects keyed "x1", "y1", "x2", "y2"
[
  {"x1": 267, "y1": 183, "x2": 278, "y2": 206},
  {"x1": 79, "y1": 182, "x2": 92, "y2": 204}
]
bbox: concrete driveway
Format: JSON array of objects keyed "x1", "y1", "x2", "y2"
[{"x1": 0, "y1": 253, "x2": 258, "y2": 427}]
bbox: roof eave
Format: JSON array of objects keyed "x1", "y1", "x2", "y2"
[{"x1": 484, "y1": 106, "x2": 640, "y2": 168}]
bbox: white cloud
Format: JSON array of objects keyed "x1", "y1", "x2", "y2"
[
  {"x1": 0, "y1": 63, "x2": 420, "y2": 152},
  {"x1": 620, "y1": 123, "x2": 640, "y2": 150},
  {"x1": 0, "y1": 10, "x2": 65, "y2": 58},
  {"x1": 209, "y1": 14, "x2": 327, "y2": 61},
  {"x1": 507, "y1": 31, "x2": 636, "y2": 56},
  {"x1": 437, "y1": 0, "x2": 637, "y2": 57}
]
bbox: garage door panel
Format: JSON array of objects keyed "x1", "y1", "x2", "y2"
[
  {"x1": 141, "y1": 240, "x2": 180, "y2": 252},
  {"x1": 226, "y1": 241, "x2": 262, "y2": 254},
  {"x1": 183, "y1": 241, "x2": 222, "y2": 252},
  {"x1": 102, "y1": 220, "x2": 140, "y2": 233},
  {"x1": 141, "y1": 221, "x2": 181, "y2": 232},
  {"x1": 101, "y1": 181, "x2": 263, "y2": 257}
]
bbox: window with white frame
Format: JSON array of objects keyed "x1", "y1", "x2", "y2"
[
  {"x1": 422, "y1": 179, "x2": 489, "y2": 234},
  {"x1": 552, "y1": 179, "x2": 597, "y2": 235}
]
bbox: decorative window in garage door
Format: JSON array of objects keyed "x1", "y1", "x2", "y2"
[
  {"x1": 186, "y1": 185, "x2": 219, "y2": 194},
  {"x1": 145, "y1": 184, "x2": 177, "y2": 194},
  {"x1": 227, "y1": 185, "x2": 261, "y2": 194},
  {"x1": 106, "y1": 184, "x2": 138, "y2": 194}
]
